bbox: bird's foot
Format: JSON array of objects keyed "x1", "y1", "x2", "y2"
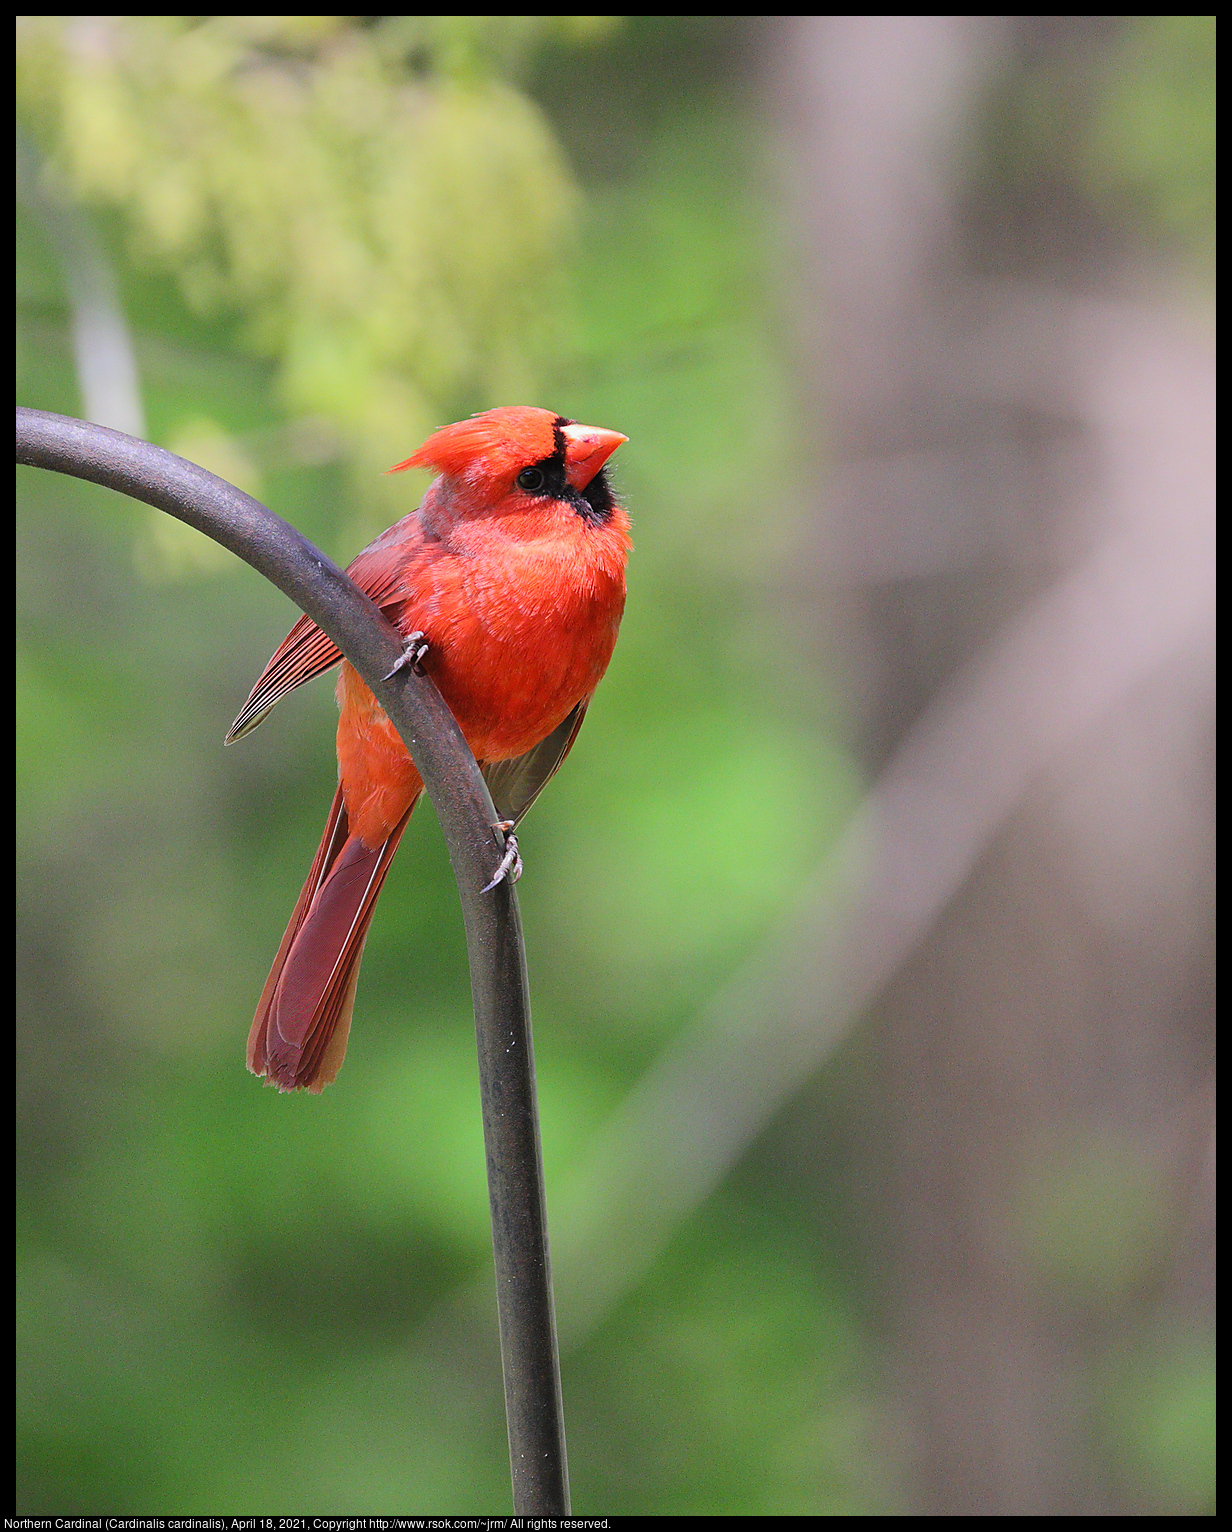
[
  {"x1": 383, "y1": 631, "x2": 430, "y2": 680},
  {"x1": 483, "y1": 821, "x2": 522, "y2": 892}
]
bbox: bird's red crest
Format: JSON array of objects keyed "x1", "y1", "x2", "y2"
[{"x1": 387, "y1": 406, "x2": 560, "y2": 482}]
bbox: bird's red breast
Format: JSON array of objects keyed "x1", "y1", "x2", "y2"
[{"x1": 340, "y1": 406, "x2": 631, "y2": 846}]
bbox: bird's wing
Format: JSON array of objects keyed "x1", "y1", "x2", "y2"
[
  {"x1": 226, "y1": 538, "x2": 412, "y2": 744},
  {"x1": 481, "y1": 701, "x2": 590, "y2": 827}
]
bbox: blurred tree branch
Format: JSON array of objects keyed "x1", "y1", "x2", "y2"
[
  {"x1": 779, "y1": 17, "x2": 1215, "y2": 1513},
  {"x1": 16, "y1": 130, "x2": 145, "y2": 438}
]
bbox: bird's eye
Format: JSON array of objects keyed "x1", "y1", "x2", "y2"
[{"x1": 516, "y1": 466, "x2": 546, "y2": 493}]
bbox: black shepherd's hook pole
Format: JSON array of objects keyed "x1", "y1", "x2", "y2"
[{"x1": 16, "y1": 407, "x2": 570, "y2": 1515}]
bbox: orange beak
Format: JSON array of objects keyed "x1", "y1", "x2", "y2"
[{"x1": 561, "y1": 422, "x2": 628, "y2": 490}]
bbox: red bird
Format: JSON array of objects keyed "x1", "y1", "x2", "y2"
[{"x1": 228, "y1": 406, "x2": 629, "y2": 1092}]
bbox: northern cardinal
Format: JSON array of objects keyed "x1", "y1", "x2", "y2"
[{"x1": 228, "y1": 406, "x2": 629, "y2": 1092}]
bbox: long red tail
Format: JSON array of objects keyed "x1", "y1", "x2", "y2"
[{"x1": 249, "y1": 784, "x2": 417, "y2": 1092}]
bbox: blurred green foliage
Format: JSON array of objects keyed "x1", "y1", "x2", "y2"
[
  {"x1": 17, "y1": 16, "x2": 600, "y2": 532},
  {"x1": 1085, "y1": 16, "x2": 1217, "y2": 275},
  {"x1": 971, "y1": 15, "x2": 1216, "y2": 286},
  {"x1": 1101, "y1": 1338, "x2": 1218, "y2": 1514}
]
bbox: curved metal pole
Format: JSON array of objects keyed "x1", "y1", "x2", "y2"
[{"x1": 16, "y1": 407, "x2": 569, "y2": 1515}]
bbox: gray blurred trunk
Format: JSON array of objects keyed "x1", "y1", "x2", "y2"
[{"x1": 777, "y1": 16, "x2": 1214, "y2": 1514}]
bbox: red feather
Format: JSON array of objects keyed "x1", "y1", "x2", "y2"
[
  {"x1": 247, "y1": 785, "x2": 417, "y2": 1092},
  {"x1": 233, "y1": 407, "x2": 630, "y2": 1091}
]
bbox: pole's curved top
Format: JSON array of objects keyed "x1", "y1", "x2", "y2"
[
  {"x1": 17, "y1": 406, "x2": 505, "y2": 877},
  {"x1": 16, "y1": 406, "x2": 569, "y2": 1515}
]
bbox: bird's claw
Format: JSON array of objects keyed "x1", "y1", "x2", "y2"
[
  {"x1": 482, "y1": 825, "x2": 522, "y2": 892},
  {"x1": 383, "y1": 631, "x2": 430, "y2": 681}
]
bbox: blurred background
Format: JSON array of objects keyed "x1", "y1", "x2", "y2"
[{"x1": 16, "y1": 16, "x2": 1214, "y2": 1515}]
